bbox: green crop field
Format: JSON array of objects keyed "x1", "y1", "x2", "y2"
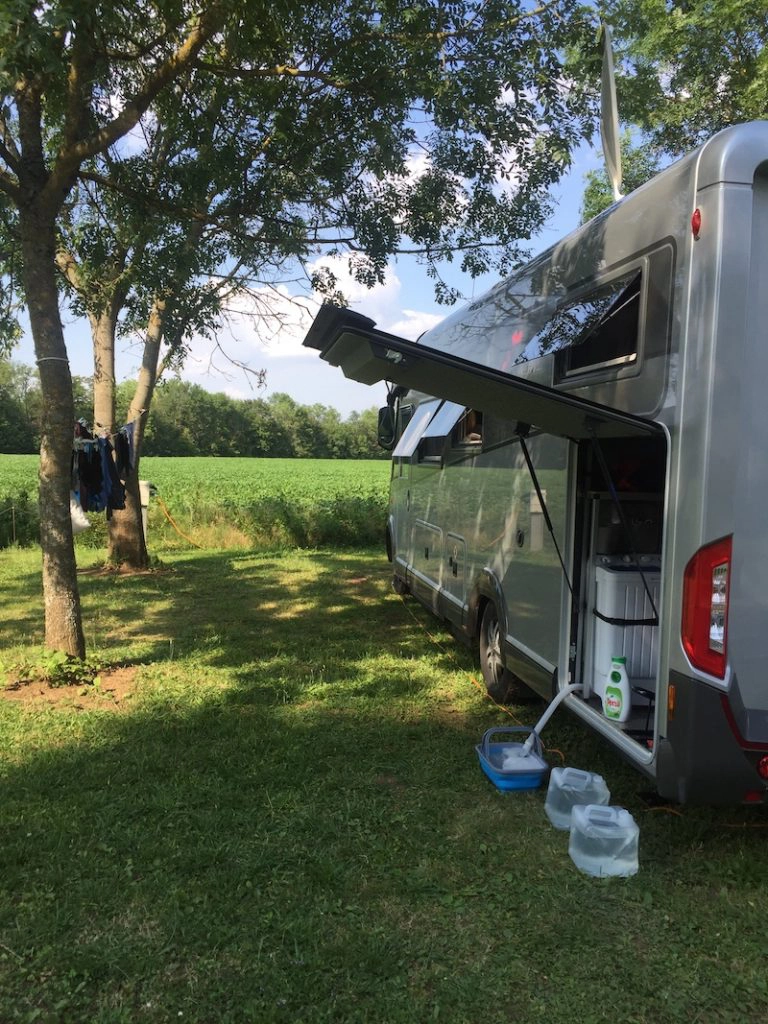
[{"x1": 0, "y1": 456, "x2": 392, "y2": 550}]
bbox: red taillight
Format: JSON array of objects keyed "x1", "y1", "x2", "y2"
[
  {"x1": 758, "y1": 756, "x2": 768, "y2": 781},
  {"x1": 681, "y1": 536, "x2": 732, "y2": 678}
]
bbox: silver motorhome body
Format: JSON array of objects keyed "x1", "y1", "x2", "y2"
[{"x1": 304, "y1": 122, "x2": 768, "y2": 804}]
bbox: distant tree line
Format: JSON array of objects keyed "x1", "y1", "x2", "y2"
[{"x1": 0, "y1": 361, "x2": 385, "y2": 459}]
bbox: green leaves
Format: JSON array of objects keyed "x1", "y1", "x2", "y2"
[
  {"x1": 580, "y1": 130, "x2": 662, "y2": 222},
  {"x1": 4, "y1": 648, "x2": 104, "y2": 688},
  {"x1": 603, "y1": 0, "x2": 768, "y2": 154}
]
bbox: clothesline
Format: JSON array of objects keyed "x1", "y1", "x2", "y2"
[{"x1": 75, "y1": 410, "x2": 145, "y2": 446}]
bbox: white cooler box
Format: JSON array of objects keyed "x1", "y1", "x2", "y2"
[{"x1": 592, "y1": 564, "x2": 660, "y2": 703}]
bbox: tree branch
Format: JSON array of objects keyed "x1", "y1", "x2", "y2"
[
  {"x1": 366, "y1": 1, "x2": 559, "y2": 45},
  {"x1": 0, "y1": 108, "x2": 22, "y2": 175},
  {"x1": 61, "y1": 19, "x2": 95, "y2": 156},
  {"x1": 47, "y1": 4, "x2": 228, "y2": 204},
  {"x1": 54, "y1": 244, "x2": 83, "y2": 291},
  {"x1": 0, "y1": 162, "x2": 22, "y2": 201},
  {"x1": 194, "y1": 61, "x2": 351, "y2": 90}
]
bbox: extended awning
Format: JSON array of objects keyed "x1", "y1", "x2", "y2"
[{"x1": 303, "y1": 304, "x2": 663, "y2": 441}]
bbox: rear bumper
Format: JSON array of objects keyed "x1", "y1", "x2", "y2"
[{"x1": 656, "y1": 671, "x2": 768, "y2": 804}]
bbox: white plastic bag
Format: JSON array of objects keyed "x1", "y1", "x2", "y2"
[{"x1": 70, "y1": 493, "x2": 91, "y2": 534}]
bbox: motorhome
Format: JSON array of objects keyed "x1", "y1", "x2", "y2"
[{"x1": 304, "y1": 121, "x2": 768, "y2": 805}]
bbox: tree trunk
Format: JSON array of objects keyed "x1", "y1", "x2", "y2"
[
  {"x1": 106, "y1": 299, "x2": 166, "y2": 568},
  {"x1": 91, "y1": 312, "x2": 116, "y2": 434},
  {"x1": 19, "y1": 208, "x2": 85, "y2": 657},
  {"x1": 88, "y1": 310, "x2": 147, "y2": 568}
]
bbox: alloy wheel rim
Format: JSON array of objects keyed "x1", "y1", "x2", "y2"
[{"x1": 486, "y1": 617, "x2": 503, "y2": 681}]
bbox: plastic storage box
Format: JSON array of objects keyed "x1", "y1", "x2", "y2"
[{"x1": 593, "y1": 563, "x2": 660, "y2": 701}]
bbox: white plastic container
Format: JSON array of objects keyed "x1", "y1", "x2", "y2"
[
  {"x1": 568, "y1": 804, "x2": 639, "y2": 878},
  {"x1": 592, "y1": 564, "x2": 660, "y2": 701},
  {"x1": 544, "y1": 767, "x2": 611, "y2": 830},
  {"x1": 602, "y1": 656, "x2": 631, "y2": 723}
]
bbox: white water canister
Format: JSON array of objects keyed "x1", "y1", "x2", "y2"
[
  {"x1": 568, "y1": 804, "x2": 639, "y2": 878},
  {"x1": 544, "y1": 767, "x2": 611, "y2": 830},
  {"x1": 602, "y1": 656, "x2": 631, "y2": 723}
]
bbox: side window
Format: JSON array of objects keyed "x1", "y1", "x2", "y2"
[
  {"x1": 418, "y1": 436, "x2": 444, "y2": 461},
  {"x1": 552, "y1": 272, "x2": 641, "y2": 378},
  {"x1": 397, "y1": 404, "x2": 414, "y2": 439},
  {"x1": 417, "y1": 401, "x2": 466, "y2": 461},
  {"x1": 452, "y1": 409, "x2": 484, "y2": 446}
]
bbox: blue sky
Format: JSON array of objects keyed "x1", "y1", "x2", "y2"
[{"x1": 12, "y1": 141, "x2": 602, "y2": 417}]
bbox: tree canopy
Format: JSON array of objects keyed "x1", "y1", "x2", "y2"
[
  {"x1": 574, "y1": 2, "x2": 768, "y2": 221},
  {"x1": 0, "y1": 0, "x2": 601, "y2": 654},
  {"x1": 604, "y1": 0, "x2": 768, "y2": 155}
]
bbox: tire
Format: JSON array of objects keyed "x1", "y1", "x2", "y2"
[
  {"x1": 478, "y1": 602, "x2": 537, "y2": 704},
  {"x1": 392, "y1": 574, "x2": 408, "y2": 596}
]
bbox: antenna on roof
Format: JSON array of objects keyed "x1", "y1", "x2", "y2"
[{"x1": 600, "y1": 22, "x2": 623, "y2": 202}]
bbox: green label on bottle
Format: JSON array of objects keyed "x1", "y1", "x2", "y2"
[
  {"x1": 604, "y1": 685, "x2": 623, "y2": 718},
  {"x1": 610, "y1": 669, "x2": 622, "y2": 682}
]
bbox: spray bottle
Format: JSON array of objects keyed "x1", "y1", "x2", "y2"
[{"x1": 603, "y1": 656, "x2": 631, "y2": 723}]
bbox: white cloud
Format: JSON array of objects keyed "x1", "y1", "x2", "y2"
[
  {"x1": 184, "y1": 254, "x2": 439, "y2": 368},
  {"x1": 403, "y1": 147, "x2": 431, "y2": 181},
  {"x1": 386, "y1": 308, "x2": 442, "y2": 340}
]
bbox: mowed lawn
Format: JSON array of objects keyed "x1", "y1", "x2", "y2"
[{"x1": 1, "y1": 545, "x2": 767, "y2": 1023}]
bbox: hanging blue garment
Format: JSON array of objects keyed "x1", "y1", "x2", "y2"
[
  {"x1": 81, "y1": 441, "x2": 105, "y2": 512},
  {"x1": 99, "y1": 437, "x2": 126, "y2": 515},
  {"x1": 115, "y1": 422, "x2": 135, "y2": 479}
]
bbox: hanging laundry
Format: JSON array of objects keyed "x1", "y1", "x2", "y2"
[
  {"x1": 96, "y1": 437, "x2": 125, "y2": 516},
  {"x1": 71, "y1": 419, "x2": 135, "y2": 517},
  {"x1": 79, "y1": 441, "x2": 103, "y2": 512},
  {"x1": 70, "y1": 492, "x2": 91, "y2": 534},
  {"x1": 114, "y1": 422, "x2": 135, "y2": 479}
]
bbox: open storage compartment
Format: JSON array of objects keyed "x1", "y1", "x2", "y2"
[{"x1": 570, "y1": 436, "x2": 668, "y2": 748}]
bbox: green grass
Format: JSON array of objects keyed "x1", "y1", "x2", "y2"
[{"x1": 1, "y1": 546, "x2": 767, "y2": 1023}]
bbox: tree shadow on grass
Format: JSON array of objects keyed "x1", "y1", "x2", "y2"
[
  {"x1": 0, "y1": 553, "x2": 45, "y2": 646},
  {"x1": 2, "y1": 670, "x2": 768, "y2": 1023},
  {"x1": 2, "y1": 548, "x2": 768, "y2": 1022},
  {"x1": 73, "y1": 548, "x2": 471, "y2": 693}
]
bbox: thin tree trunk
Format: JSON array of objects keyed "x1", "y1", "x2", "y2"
[
  {"x1": 91, "y1": 312, "x2": 116, "y2": 434},
  {"x1": 88, "y1": 310, "x2": 147, "y2": 568},
  {"x1": 106, "y1": 299, "x2": 166, "y2": 568},
  {"x1": 19, "y1": 208, "x2": 85, "y2": 657}
]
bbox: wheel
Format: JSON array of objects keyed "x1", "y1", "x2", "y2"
[
  {"x1": 479, "y1": 602, "x2": 513, "y2": 701},
  {"x1": 478, "y1": 602, "x2": 537, "y2": 704}
]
